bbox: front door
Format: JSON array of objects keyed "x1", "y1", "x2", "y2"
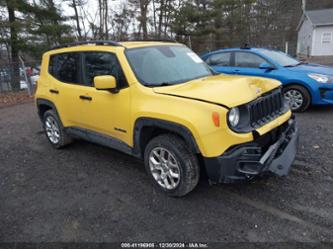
[
  {"x1": 232, "y1": 51, "x2": 275, "y2": 78},
  {"x1": 77, "y1": 51, "x2": 131, "y2": 145}
]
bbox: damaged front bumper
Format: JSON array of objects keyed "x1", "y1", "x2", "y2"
[{"x1": 203, "y1": 117, "x2": 299, "y2": 184}]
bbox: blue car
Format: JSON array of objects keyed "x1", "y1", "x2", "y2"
[{"x1": 201, "y1": 47, "x2": 333, "y2": 112}]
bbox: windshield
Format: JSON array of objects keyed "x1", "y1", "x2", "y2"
[
  {"x1": 126, "y1": 45, "x2": 213, "y2": 86},
  {"x1": 259, "y1": 50, "x2": 300, "y2": 67}
]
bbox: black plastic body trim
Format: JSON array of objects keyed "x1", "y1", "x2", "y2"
[
  {"x1": 65, "y1": 127, "x2": 133, "y2": 156},
  {"x1": 48, "y1": 40, "x2": 123, "y2": 51},
  {"x1": 36, "y1": 98, "x2": 59, "y2": 120},
  {"x1": 123, "y1": 39, "x2": 177, "y2": 43},
  {"x1": 133, "y1": 118, "x2": 201, "y2": 157},
  {"x1": 203, "y1": 117, "x2": 298, "y2": 184}
]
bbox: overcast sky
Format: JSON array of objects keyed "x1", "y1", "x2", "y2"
[
  {"x1": 59, "y1": 0, "x2": 129, "y2": 37},
  {"x1": 61, "y1": 0, "x2": 127, "y2": 19}
]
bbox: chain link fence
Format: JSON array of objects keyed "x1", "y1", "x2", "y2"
[{"x1": 0, "y1": 59, "x2": 40, "y2": 95}]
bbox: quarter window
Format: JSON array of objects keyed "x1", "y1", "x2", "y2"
[
  {"x1": 82, "y1": 52, "x2": 127, "y2": 88},
  {"x1": 49, "y1": 53, "x2": 80, "y2": 84},
  {"x1": 206, "y1": 52, "x2": 231, "y2": 66},
  {"x1": 235, "y1": 52, "x2": 266, "y2": 68}
]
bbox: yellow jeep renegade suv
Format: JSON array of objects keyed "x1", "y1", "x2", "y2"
[{"x1": 35, "y1": 40, "x2": 298, "y2": 196}]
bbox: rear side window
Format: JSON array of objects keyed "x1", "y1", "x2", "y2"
[
  {"x1": 234, "y1": 52, "x2": 266, "y2": 68},
  {"x1": 49, "y1": 53, "x2": 80, "y2": 84},
  {"x1": 206, "y1": 52, "x2": 231, "y2": 66},
  {"x1": 82, "y1": 52, "x2": 128, "y2": 88}
]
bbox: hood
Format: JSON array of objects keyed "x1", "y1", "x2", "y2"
[
  {"x1": 286, "y1": 63, "x2": 333, "y2": 76},
  {"x1": 153, "y1": 74, "x2": 281, "y2": 108}
]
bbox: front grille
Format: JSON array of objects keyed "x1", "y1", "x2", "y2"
[{"x1": 248, "y1": 89, "x2": 286, "y2": 128}]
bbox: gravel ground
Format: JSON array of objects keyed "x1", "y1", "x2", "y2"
[{"x1": 0, "y1": 102, "x2": 332, "y2": 243}]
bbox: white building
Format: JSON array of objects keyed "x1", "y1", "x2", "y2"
[{"x1": 297, "y1": 8, "x2": 333, "y2": 58}]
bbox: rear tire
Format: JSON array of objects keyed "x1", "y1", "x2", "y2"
[
  {"x1": 43, "y1": 110, "x2": 72, "y2": 149},
  {"x1": 283, "y1": 85, "x2": 311, "y2": 112},
  {"x1": 144, "y1": 134, "x2": 200, "y2": 197}
]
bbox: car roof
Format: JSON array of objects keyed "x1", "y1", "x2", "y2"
[
  {"x1": 45, "y1": 40, "x2": 182, "y2": 55},
  {"x1": 119, "y1": 41, "x2": 181, "y2": 49},
  {"x1": 202, "y1": 47, "x2": 275, "y2": 57}
]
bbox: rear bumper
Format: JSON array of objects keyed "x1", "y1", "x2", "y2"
[{"x1": 203, "y1": 117, "x2": 298, "y2": 184}]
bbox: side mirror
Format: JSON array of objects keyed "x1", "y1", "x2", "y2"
[
  {"x1": 94, "y1": 75, "x2": 118, "y2": 93},
  {"x1": 259, "y1": 62, "x2": 275, "y2": 70}
]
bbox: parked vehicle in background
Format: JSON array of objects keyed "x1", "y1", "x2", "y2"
[
  {"x1": 202, "y1": 47, "x2": 333, "y2": 112},
  {"x1": 20, "y1": 75, "x2": 39, "y2": 90},
  {"x1": 35, "y1": 40, "x2": 298, "y2": 197},
  {"x1": 0, "y1": 66, "x2": 39, "y2": 90}
]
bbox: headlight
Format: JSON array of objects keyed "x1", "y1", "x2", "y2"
[
  {"x1": 308, "y1": 73, "x2": 331, "y2": 83},
  {"x1": 228, "y1": 107, "x2": 240, "y2": 127}
]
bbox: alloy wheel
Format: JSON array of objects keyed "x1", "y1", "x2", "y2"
[
  {"x1": 284, "y1": 89, "x2": 304, "y2": 110},
  {"x1": 45, "y1": 116, "x2": 60, "y2": 144},
  {"x1": 148, "y1": 147, "x2": 181, "y2": 190}
]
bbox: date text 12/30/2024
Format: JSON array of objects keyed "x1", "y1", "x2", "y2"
[{"x1": 120, "y1": 242, "x2": 208, "y2": 248}]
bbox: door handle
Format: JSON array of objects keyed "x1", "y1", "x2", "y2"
[
  {"x1": 233, "y1": 69, "x2": 241, "y2": 73},
  {"x1": 49, "y1": 89, "x2": 59, "y2": 94},
  {"x1": 79, "y1": 95, "x2": 92, "y2": 101}
]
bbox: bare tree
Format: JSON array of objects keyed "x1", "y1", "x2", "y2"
[
  {"x1": 129, "y1": 0, "x2": 151, "y2": 39},
  {"x1": 67, "y1": 0, "x2": 87, "y2": 40},
  {"x1": 97, "y1": 0, "x2": 109, "y2": 39},
  {"x1": 139, "y1": 0, "x2": 150, "y2": 39}
]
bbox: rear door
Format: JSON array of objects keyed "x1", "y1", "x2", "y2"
[
  {"x1": 48, "y1": 52, "x2": 86, "y2": 127},
  {"x1": 205, "y1": 52, "x2": 234, "y2": 74}
]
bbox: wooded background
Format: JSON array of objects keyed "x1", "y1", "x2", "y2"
[{"x1": 1, "y1": 0, "x2": 333, "y2": 90}]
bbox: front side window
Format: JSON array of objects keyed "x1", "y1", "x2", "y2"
[
  {"x1": 49, "y1": 53, "x2": 80, "y2": 84},
  {"x1": 126, "y1": 45, "x2": 212, "y2": 86},
  {"x1": 235, "y1": 52, "x2": 266, "y2": 68},
  {"x1": 206, "y1": 52, "x2": 231, "y2": 66},
  {"x1": 82, "y1": 52, "x2": 127, "y2": 88},
  {"x1": 259, "y1": 50, "x2": 299, "y2": 67}
]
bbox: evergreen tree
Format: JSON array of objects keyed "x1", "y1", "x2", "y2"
[{"x1": 0, "y1": 0, "x2": 72, "y2": 90}]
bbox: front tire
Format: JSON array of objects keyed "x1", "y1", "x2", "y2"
[
  {"x1": 43, "y1": 110, "x2": 72, "y2": 149},
  {"x1": 144, "y1": 134, "x2": 200, "y2": 197},
  {"x1": 283, "y1": 85, "x2": 311, "y2": 112}
]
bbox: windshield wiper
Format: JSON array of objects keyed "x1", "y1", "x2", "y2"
[
  {"x1": 143, "y1": 82, "x2": 174, "y2": 87},
  {"x1": 154, "y1": 82, "x2": 174, "y2": 87},
  {"x1": 284, "y1": 62, "x2": 308, "y2": 67}
]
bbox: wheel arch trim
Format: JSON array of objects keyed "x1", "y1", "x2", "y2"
[
  {"x1": 36, "y1": 98, "x2": 60, "y2": 121},
  {"x1": 133, "y1": 117, "x2": 201, "y2": 157}
]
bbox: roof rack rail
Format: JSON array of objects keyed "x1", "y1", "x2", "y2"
[
  {"x1": 122, "y1": 38, "x2": 177, "y2": 43},
  {"x1": 49, "y1": 40, "x2": 123, "y2": 51}
]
